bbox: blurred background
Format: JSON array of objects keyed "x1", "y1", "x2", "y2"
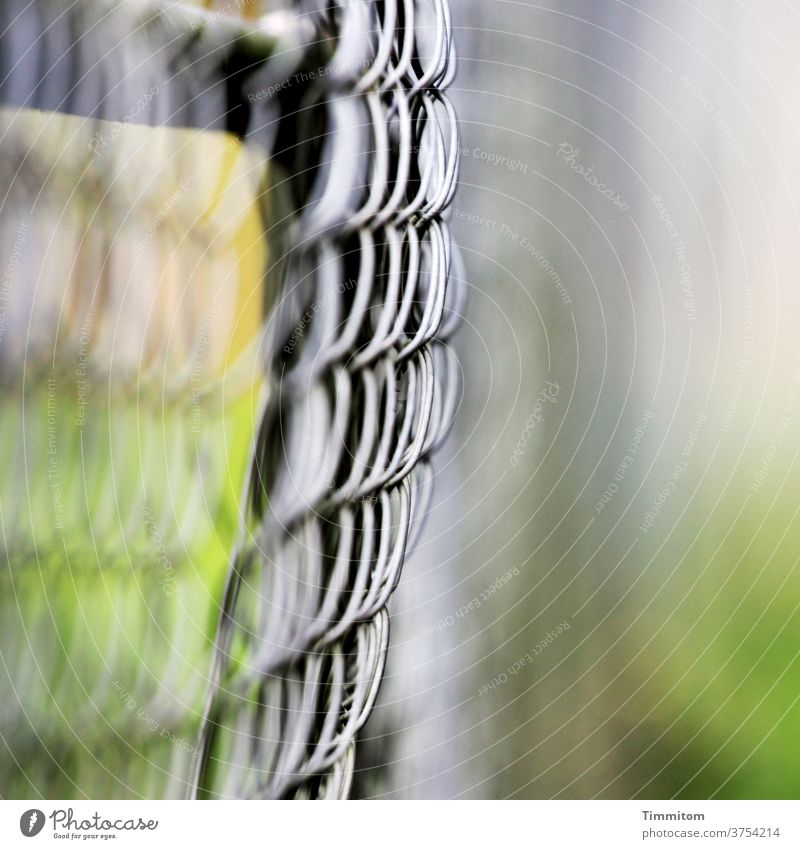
[{"x1": 356, "y1": 0, "x2": 800, "y2": 799}]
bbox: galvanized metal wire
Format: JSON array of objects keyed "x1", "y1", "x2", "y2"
[
  {"x1": 0, "y1": 0, "x2": 459, "y2": 800},
  {"x1": 192, "y1": 0, "x2": 462, "y2": 800}
]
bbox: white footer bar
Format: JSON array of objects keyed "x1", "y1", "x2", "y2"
[{"x1": 1, "y1": 800, "x2": 796, "y2": 848}]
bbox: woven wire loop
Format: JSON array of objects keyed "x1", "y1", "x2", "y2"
[{"x1": 193, "y1": 0, "x2": 462, "y2": 799}]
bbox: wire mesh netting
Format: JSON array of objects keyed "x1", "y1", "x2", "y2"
[
  {"x1": 193, "y1": 0, "x2": 463, "y2": 800},
  {"x1": 0, "y1": 0, "x2": 461, "y2": 799}
]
